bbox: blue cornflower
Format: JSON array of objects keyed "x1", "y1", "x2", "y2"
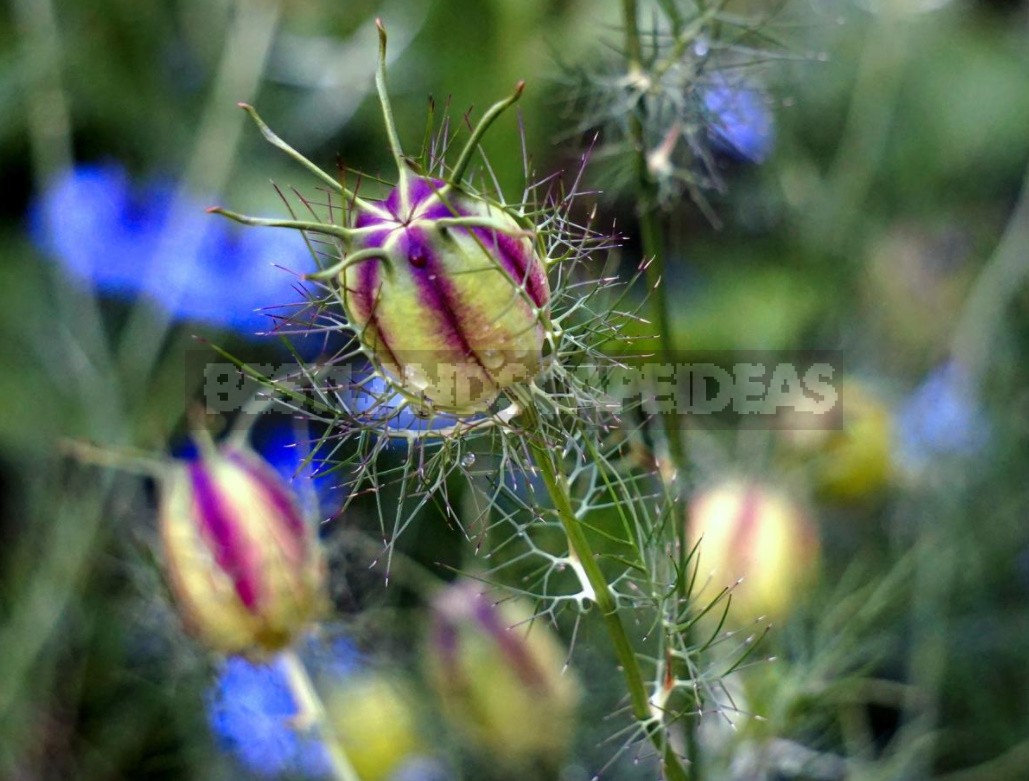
[
  {"x1": 896, "y1": 362, "x2": 989, "y2": 471},
  {"x1": 206, "y1": 637, "x2": 361, "y2": 779},
  {"x1": 702, "y1": 74, "x2": 775, "y2": 163},
  {"x1": 30, "y1": 163, "x2": 312, "y2": 335}
]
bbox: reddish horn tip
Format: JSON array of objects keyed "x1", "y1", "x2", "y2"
[
  {"x1": 375, "y1": 17, "x2": 384, "y2": 31},
  {"x1": 205, "y1": 207, "x2": 221, "y2": 214},
  {"x1": 237, "y1": 102, "x2": 251, "y2": 110},
  {"x1": 515, "y1": 80, "x2": 526, "y2": 94}
]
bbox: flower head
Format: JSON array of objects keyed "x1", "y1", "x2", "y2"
[
  {"x1": 896, "y1": 362, "x2": 989, "y2": 474},
  {"x1": 207, "y1": 654, "x2": 332, "y2": 778},
  {"x1": 703, "y1": 73, "x2": 775, "y2": 164}
]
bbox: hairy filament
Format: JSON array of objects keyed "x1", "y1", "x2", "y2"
[{"x1": 518, "y1": 395, "x2": 690, "y2": 781}]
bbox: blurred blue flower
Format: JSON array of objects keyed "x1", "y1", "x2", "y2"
[
  {"x1": 31, "y1": 163, "x2": 312, "y2": 335},
  {"x1": 206, "y1": 636, "x2": 360, "y2": 779},
  {"x1": 255, "y1": 422, "x2": 348, "y2": 520},
  {"x1": 350, "y1": 373, "x2": 460, "y2": 435},
  {"x1": 702, "y1": 74, "x2": 775, "y2": 163},
  {"x1": 896, "y1": 362, "x2": 989, "y2": 471}
]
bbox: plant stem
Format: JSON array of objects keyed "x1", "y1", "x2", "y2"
[
  {"x1": 620, "y1": 0, "x2": 688, "y2": 481},
  {"x1": 117, "y1": 0, "x2": 282, "y2": 387},
  {"x1": 620, "y1": 3, "x2": 697, "y2": 775},
  {"x1": 280, "y1": 649, "x2": 363, "y2": 781},
  {"x1": 523, "y1": 413, "x2": 689, "y2": 780}
]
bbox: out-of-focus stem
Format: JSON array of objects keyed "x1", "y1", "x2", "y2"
[
  {"x1": 620, "y1": 0, "x2": 688, "y2": 481},
  {"x1": 118, "y1": 0, "x2": 282, "y2": 386},
  {"x1": 280, "y1": 650, "x2": 363, "y2": 781},
  {"x1": 951, "y1": 162, "x2": 1029, "y2": 390}
]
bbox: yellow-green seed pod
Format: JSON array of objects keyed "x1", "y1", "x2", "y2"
[
  {"x1": 342, "y1": 177, "x2": 550, "y2": 413},
  {"x1": 425, "y1": 580, "x2": 579, "y2": 769},
  {"x1": 160, "y1": 446, "x2": 325, "y2": 656},
  {"x1": 688, "y1": 480, "x2": 819, "y2": 625}
]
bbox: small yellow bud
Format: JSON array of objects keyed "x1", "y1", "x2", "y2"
[
  {"x1": 425, "y1": 581, "x2": 580, "y2": 769},
  {"x1": 688, "y1": 480, "x2": 819, "y2": 625}
]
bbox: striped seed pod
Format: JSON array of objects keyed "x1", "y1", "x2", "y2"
[
  {"x1": 160, "y1": 446, "x2": 325, "y2": 656},
  {"x1": 341, "y1": 176, "x2": 550, "y2": 413},
  {"x1": 426, "y1": 580, "x2": 579, "y2": 769}
]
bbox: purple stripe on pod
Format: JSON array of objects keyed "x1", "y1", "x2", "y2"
[
  {"x1": 365, "y1": 309, "x2": 403, "y2": 371},
  {"x1": 382, "y1": 176, "x2": 447, "y2": 220},
  {"x1": 418, "y1": 196, "x2": 465, "y2": 222},
  {"x1": 348, "y1": 260, "x2": 403, "y2": 369},
  {"x1": 401, "y1": 227, "x2": 484, "y2": 364},
  {"x1": 354, "y1": 208, "x2": 396, "y2": 229},
  {"x1": 347, "y1": 255, "x2": 383, "y2": 324},
  {"x1": 470, "y1": 594, "x2": 549, "y2": 690},
  {"x1": 188, "y1": 460, "x2": 261, "y2": 611},
  {"x1": 471, "y1": 227, "x2": 549, "y2": 310},
  {"x1": 226, "y1": 449, "x2": 307, "y2": 563}
]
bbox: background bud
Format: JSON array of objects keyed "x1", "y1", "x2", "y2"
[
  {"x1": 160, "y1": 445, "x2": 325, "y2": 655},
  {"x1": 425, "y1": 580, "x2": 579, "y2": 769},
  {"x1": 323, "y1": 671, "x2": 426, "y2": 781},
  {"x1": 342, "y1": 177, "x2": 550, "y2": 413},
  {"x1": 688, "y1": 480, "x2": 819, "y2": 625}
]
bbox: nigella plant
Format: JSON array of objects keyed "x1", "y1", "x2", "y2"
[
  {"x1": 559, "y1": 1, "x2": 783, "y2": 213},
  {"x1": 207, "y1": 20, "x2": 744, "y2": 780}
]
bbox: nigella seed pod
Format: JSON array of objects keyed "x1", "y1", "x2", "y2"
[
  {"x1": 425, "y1": 581, "x2": 579, "y2": 769},
  {"x1": 341, "y1": 176, "x2": 550, "y2": 413},
  {"x1": 688, "y1": 480, "x2": 819, "y2": 625},
  {"x1": 160, "y1": 446, "x2": 325, "y2": 656},
  {"x1": 208, "y1": 24, "x2": 553, "y2": 414}
]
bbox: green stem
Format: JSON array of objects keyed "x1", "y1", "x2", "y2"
[
  {"x1": 950, "y1": 161, "x2": 1029, "y2": 390},
  {"x1": 620, "y1": 0, "x2": 688, "y2": 481},
  {"x1": 280, "y1": 650, "x2": 363, "y2": 781},
  {"x1": 206, "y1": 207, "x2": 355, "y2": 242},
  {"x1": 621, "y1": 0, "x2": 643, "y2": 76},
  {"x1": 621, "y1": 2, "x2": 696, "y2": 775},
  {"x1": 304, "y1": 247, "x2": 386, "y2": 281},
  {"x1": 522, "y1": 408, "x2": 688, "y2": 780},
  {"x1": 236, "y1": 102, "x2": 369, "y2": 208}
]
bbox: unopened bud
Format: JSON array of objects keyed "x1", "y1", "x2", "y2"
[
  {"x1": 688, "y1": 480, "x2": 819, "y2": 624},
  {"x1": 323, "y1": 672, "x2": 425, "y2": 781},
  {"x1": 425, "y1": 580, "x2": 579, "y2": 768},
  {"x1": 160, "y1": 445, "x2": 325, "y2": 655}
]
